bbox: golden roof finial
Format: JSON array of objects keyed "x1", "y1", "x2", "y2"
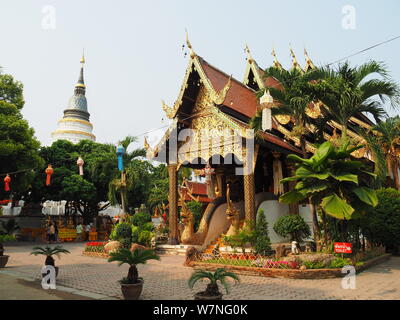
[
  {"x1": 245, "y1": 44, "x2": 254, "y2": 64},
  {"x1": 289, "y1": 45, "x2": 303, "y2": 73},
  {"x1": 304, "y1": 48, "x2": 316, "y2": 71},
  {"x1": 185, "y1": 29, "x2": 196, "y2": 59},
  {"x1": 271, "y1": 48, "x2": 282, "y2": 69},
  {"x1": 80, "y1": 49, "x2": 85, "y2": 65}
]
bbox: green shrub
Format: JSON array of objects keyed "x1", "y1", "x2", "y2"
[
  {"x1": 329, "y1": 257, "x2": 352, "y2": 269},
  {"x1": 302, "y1": 261, "x2": 326, "y2": 269},
  {"x1": 361, "y1": 188, "x2": 400, "y2": 253},
  {"x1": 131, "y1": 225, "x2": 139, "y2": 243},
  {"x1": 109, "y1": 226, "x2": 118, "y2": 240},
  {"x1": 223, "y1": 222, "x2": 255, "y2": 253},
  {"x1": 0, "y1": 234, "x2": 15, "y2": 243},
  {"x1": 138, "y1": 230, "x2": 154, "y2": 247},
  {"x1": 120, "y1": 237, "x2": 132, "y2": 249},
  {"x1": 115, "y1": 223, "x2": 132, "y2": 239},
  {"x1": 132, "y1": 211, "x2": 151, "y2": 227},
  {"x1": 253, "y1": 209, "x2": 273, "y2": 256},
  {"x1": 273, "y1": 215, "x2": 311, "y2": 243},
  {"x1": 141, "y1": 222, "x2": 155, "y2": 232}
]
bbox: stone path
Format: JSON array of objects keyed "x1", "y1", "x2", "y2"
[{"x1": 1, "y1": 242, "x2": 400, "y2": 300}]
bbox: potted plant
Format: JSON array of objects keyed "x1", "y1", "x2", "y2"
[
  {"x1": 188, "y1": 268, "x2": 240, "y2": 300},
  {"x1": 0, "y1": 242, "x2": 8, "y2": 268},
  {"x1": 30, "y1": 245, "x2": 70, "y2": 278},
  {"x1": 108, "y1": 248, "x2": 160, "y2": 300}
]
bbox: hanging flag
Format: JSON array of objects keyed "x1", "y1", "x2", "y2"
[
  {"x1": 4, "y1": 175, "x2": 11, "y2": 192},
  {"x1": 45, "y1": 165, "x2": 54, "y2": 186},
  {"x1": 77, "y1": 157, "x2": 84, "y2": 175}
]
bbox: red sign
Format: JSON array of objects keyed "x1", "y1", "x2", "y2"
[{"x1": 334, "y1": 242, "x2": 352, "y2": 253}]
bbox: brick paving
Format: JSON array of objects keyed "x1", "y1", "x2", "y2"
[{"x1": 1, "y1": 242, "x2": 400, "y2": 300}]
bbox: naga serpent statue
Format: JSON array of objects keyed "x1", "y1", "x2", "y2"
[{"x1": 225, "y1": 183, "x2": 240, "y2": 236}]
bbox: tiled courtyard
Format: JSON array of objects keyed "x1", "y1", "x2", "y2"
[{"x1": 1, "y1": 242, "x2": 400, "y2": 300}]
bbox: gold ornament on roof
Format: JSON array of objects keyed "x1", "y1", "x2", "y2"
[
  {"x1": 275, "y1": 114, "x2": 291, "y2": 125},
  {"x1": 245, "y1": 44, "x2": 254, "y2": 64},
  {"x1": 290, "y1": 47, "x2": 304, "y2": 73},
  {"x1": 305, "y1": 101, "x2": 321, "y2": 119},
  {"x1": 186, "y1": 30, "x2": 196, "y2": 59},
  {"x1": 144, "y1": 137, "x2": 150, "y2": 151},
  {"x1": 161, "y1": 100, "x2": 179, "y2": 119},
  {"x1": 351, "y1": 147, "x2": 366, "y2": 159},
  {"x1": 211, "y1": 75, "x2": 232, "y2": 105},
  {"x1": 304, "y1": 48, "x2": 316, "y2": 71},
  {"x1": 271, "y1": 48, "x2": 282, "y2": 69}
]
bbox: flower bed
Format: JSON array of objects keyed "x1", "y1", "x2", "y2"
[
  {"x1": 84, "y1": 241, "x2": 107, "y2": 253},
  {"x1": 188, "y1": 254, "x2": 391, "y2": 279}
]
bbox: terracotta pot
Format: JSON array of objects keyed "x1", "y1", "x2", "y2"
[
  {"x1": 121, "y1": 279, "x2": 144, "y2": 300},
  {"x1": 0, "y1": 255, "x2": 9, "y2": 268},
  {"x1": 194, "y1": 292, "x2": 223, "y2": 300}
]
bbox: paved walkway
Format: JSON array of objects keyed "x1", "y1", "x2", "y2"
[{"x1": 1, "y1": 242, "x2": 400, "y2": 300}]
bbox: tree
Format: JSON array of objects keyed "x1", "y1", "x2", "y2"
[
  {"x1": 0, "y1": 70, "x2": 43, "y2": 200},
  {"x1": 368, "y1": 116, "x2": 400, "y2": 189},
  {"x1": 312, "y1": 61, "x2": 399, "y2": 142},
  {"x1": 273, "y1": 215, "x2": 311, "y2": 243},
  {"x1": 253, "y1": 209, "x2": 273, "y2": 256},
  {"x1": 279, "y1": 141, "x2": 378, "y2": 247},
  {"x1": 360, "y1": 188, "x2": 400, "y2": 253}
]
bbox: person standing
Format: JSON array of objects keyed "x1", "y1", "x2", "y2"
[
  {"x1": 76, "y1": 222, "x2": 83, "y2": 242},
  {"x1": 48, "y1": 223, "x2": 56, "y2": 244}
]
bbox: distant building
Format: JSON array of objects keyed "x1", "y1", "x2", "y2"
[{"x1": 51, "y1": 54, "x2": 96, "y2": 143}]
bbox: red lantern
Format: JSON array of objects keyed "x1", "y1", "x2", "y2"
[
  {"x1": 4, "y1": 174, "x2": 11, "y2": 192},
  {"x1": 45, "y1": 164, "x2": 54, "y2": 186}
]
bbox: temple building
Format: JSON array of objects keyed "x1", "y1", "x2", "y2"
[
  {"x1": 51, "y1": 55, "x2": 96, "y2": 144},
  {"x1": 146, "y1": 35, "x2": 375, "y2": 248}
]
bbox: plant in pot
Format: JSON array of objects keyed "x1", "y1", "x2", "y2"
[
  {"x1": 108, "y1": 248, "x2": 160, "y2": 300},
  {"x1": 188, "y1": 268, "x2": 240, "y2": 300},
  {"x1": 30, "y1": 245, "x2": 70, "y2": 278},
  {"x1": 0, "y1": 235, "x2": 14, "y2": 268}
]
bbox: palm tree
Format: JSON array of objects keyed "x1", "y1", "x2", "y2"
[
  {"x1": 313, "y1": 61, "x2": 399, "y2": 142},
  {"x1": 371, "y1": 116, "x2": 400, "y2": 189},
  {"x1": 108, "y1": 248, "x2": 160, "y2": 284},
  {"x1": 107, "y1": 136, "x2": 147, "y2": 211},
  {"x1": 188, "y1": 268, "x2": 240, "y2": 297},
  {"x1": 250, "y1": 67, "x2": 326, "y2": 157},
  {"x1": 30, "y1": 245, "x2": 70, "y2": 266}
]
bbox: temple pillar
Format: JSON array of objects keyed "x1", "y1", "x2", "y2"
[
  {"x1": 168, "y1": 164, "x2": 179, "y2": 244},
  {"x1": 287, "y1": 163, "x2": 299, "y2": 215},
  {"x1": 243, "y1": 172, "x2": 256, "y2": 228}
]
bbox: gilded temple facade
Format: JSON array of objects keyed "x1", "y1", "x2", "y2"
[{"x1": 147, "y1": 36, "x2": 375, "y2": 247}]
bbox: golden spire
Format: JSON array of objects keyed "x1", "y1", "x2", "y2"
[
  {"x1": 271, "y1": 48, "x2": 282, "y2": 69},
  {"x1": 185, "y1": 30, "x2": 196, "y2": 59},
  {"x1": 80, "y1": 50, "x2": 85, "y2": 65},
  {"x1": 245, "y1": 44, "x2": 254, "y2": 64},
  {"x1": 304, "y1": 48, "x2": 316, "y2": 71},
  {"x1": 290, "y1": 46, "x2": 303, "y2": 73}
]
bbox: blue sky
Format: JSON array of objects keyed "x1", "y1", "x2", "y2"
[{"x1": 0, "y1": 0, "x2": 399, "y2": 149}]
